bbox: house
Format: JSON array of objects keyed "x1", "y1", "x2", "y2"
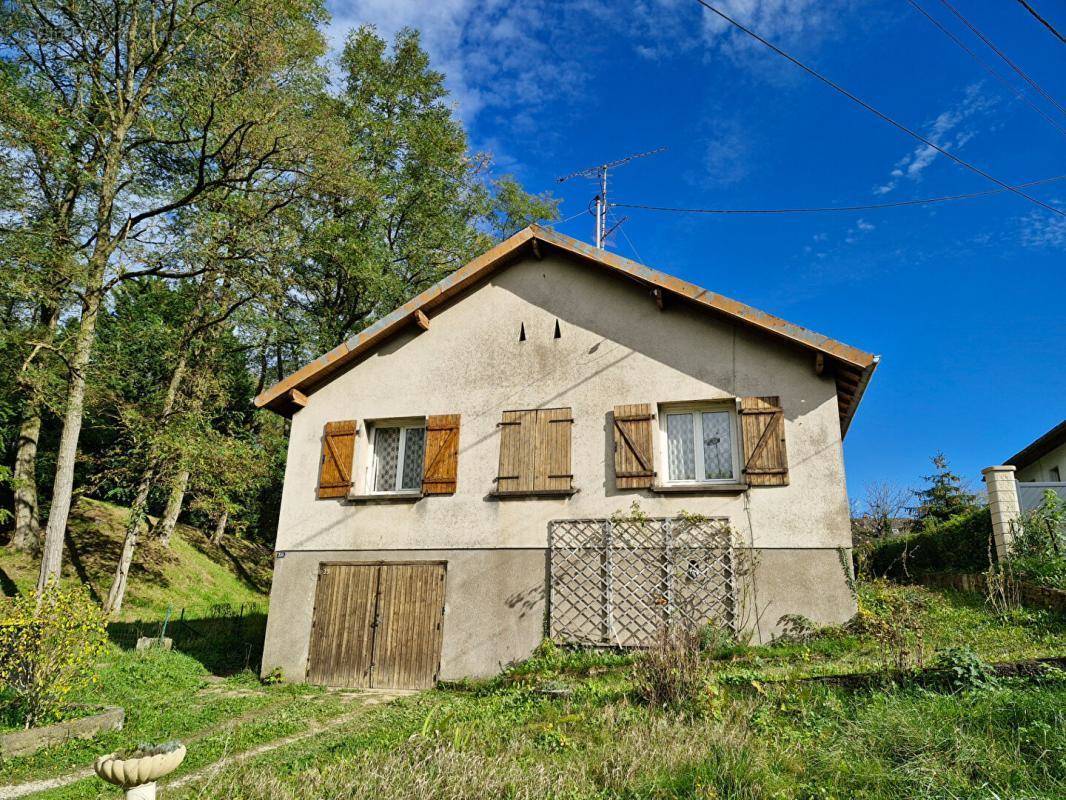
[
  {"x1": 1004, "y1": 419, "x2": 1066, "y2": 514},
  {"x1": 255, "y1": 226, "x2": 879, "y2": 689},
  {"x1": 1007, "y1": 420, "x2": 1066, "y2": 484}
]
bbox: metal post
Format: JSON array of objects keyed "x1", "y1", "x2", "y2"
[{"x1": 597, "y1": 166, "x2": 608, "y2": 248}]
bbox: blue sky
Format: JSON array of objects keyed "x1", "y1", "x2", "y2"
[{"x1": 326, "y1": 0, "x2": 1065, "y2": 504}]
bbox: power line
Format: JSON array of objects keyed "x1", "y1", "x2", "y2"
[
  {"x1": 937, "y1": 0, "x2": 1066, "y2": 117},
  {"x1": 1013, "y1": 0, "x2": 1065, "y2": 45},
  {"x1": 907, "y1": 0, "x2": 1066, "y2": 137},
  {"x1": 611, "y1": 174, "x2": 1066, "y2": 215},
  {"x1": 691, "y1": 0, "x2": 1064, "y2": 217}
]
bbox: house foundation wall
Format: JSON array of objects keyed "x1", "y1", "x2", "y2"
[{"x1": 261, "y1": 547, "x2": 854, "y2": 681}]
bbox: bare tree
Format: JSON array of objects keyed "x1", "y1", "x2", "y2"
[{"x1": 853, "y1": 481, "x2": 912, "y2": 545}]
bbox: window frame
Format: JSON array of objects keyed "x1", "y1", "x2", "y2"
[
  {"x1": 366, "y1": 417, "x2": 427, "y2": 495},
  {"x1": 657, "y1": 401, "x2": 741, "y2": 487}
]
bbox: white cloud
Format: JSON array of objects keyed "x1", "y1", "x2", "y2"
[
  {"x1": 1020, "y1": 211, "x2": 1066, "y2": 249},
  {"x1": 701, "y1": 119, "x2": 753, "y2": 186},
  {"x1": 327, "y1": 0, "x2": 849, "y2": 125},
  {"x1": 326, "y1": 1, "x2": 615, "y2": 122},
  {"x1": 700, "y1": 0, "x2": 836, "y2": 46},
  {"x1": 874, "y1": 84, "x2": 993, "y2": 196}
]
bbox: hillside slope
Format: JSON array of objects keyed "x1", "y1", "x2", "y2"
[{"x1": 0, "y1": 498, "x2": 272, "y2": 619}]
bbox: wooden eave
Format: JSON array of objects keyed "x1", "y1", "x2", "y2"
[{"x1": 255, "y1": 225, "x2": 880, "y2": 436}]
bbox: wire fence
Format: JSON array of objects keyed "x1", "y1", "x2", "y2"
[{"x1": 108, "y1": 601, "x2": 267, "y2": 674}]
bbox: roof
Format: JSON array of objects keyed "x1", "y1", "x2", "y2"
[
  {"x1": 1006, "y1": 420, "x2": 1066, "y2": 470},
  {"x1": 255, "y1": 225, "x2": 880, "y2": 435}
]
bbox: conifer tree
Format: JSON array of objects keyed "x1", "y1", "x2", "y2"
[{"x1": 911, "y1": 451, "x2": 979, "y2": 528}]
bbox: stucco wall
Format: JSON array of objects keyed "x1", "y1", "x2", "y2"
[{"x1": 263, "y1": 253, "x2": 859, "y2": 679}]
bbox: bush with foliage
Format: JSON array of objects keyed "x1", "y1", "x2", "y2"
[
  {"x1": 0, "y1": 582, "x2": 107, "y2": 728},
  {"x1": 866, "y1": 506, "x2": 993, "y2": 580},
  {"x1": 853, "y1": 580, "x2": 929, "y2": 670},
  {"x1": 933, "y1": 646, "x2": 996, "y2": 692},
  {"x1": 1009, "y1": 490, "x2": 1066, "y2": 590}
]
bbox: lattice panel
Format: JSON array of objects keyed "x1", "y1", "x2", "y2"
[{"x1": 549, "y1": 517, "x2": 737, "y2": 647}]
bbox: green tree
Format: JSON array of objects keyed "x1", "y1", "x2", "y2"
[
  {"x1": 0, "y1": 0, "x2": 327, "y2": 591},
  {"x1": 272, "y1": 26, "x2": 558, "y2": 368},
  {"x1": 911, "y1": 451, "x2": 979, "y2": 528}
]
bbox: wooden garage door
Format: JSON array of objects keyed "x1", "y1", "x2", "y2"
[{"x1": 307, "y1": 563, "x2": 446, "y2": 690}]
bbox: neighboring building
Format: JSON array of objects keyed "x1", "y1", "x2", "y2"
[
  {"x1": 1005, "y1": 419, "x2": 1066, "y2": 514},
  {"x1": 1007, "y1": 420, "x2": 1066, "y2": 484},
  {"x1": 255, "y1": 226, "x2": 879, "y2": 689}
]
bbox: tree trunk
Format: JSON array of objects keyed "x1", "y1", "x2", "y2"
[
  {"x1": 11, "y1": 303, "x2": 61, "y2": 553},
  {"x1": 153, "y1": 468, "x2": 190, "y2": 547},
  {"x1": 103, "y1": 352, "x2": 189, "y2": 615},
  {"x1": 104, "y1": 470, "x2": 153, "y2": 616},
  {"x1": 9, "y1": 406, "x2": 43, "y2": 552},
  {"x1": 36, "y1": 287, "x2": 104, "y2": 592},
  {"x1": 211, "y1": 510, "x2": 228, "y2": 545}
]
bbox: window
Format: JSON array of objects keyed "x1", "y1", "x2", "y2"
[
  {"x1": 660, "y1": 403, "x2": 739, "y2": 485},
  {"x1": 1051, "y1": 466, "x2": 1061, "y2": 482},
  {"x1": 371, "y1": 423, "x2": 426, "y2": 493}
]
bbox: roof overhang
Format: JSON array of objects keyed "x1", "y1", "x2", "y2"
[
  {"x1": 256, "y1": 225, "x2": 880, "y2": 435},
  {"x1": 1006, "y1": 419, "x2": 1066, "y2": 470}
]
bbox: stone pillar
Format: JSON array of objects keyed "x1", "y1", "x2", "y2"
[{"x1": 983, "y1": 465, "x2": 1020, "y2": 560}]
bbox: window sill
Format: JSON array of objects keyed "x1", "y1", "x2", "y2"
[
  {"x1": 347, "y1": 491, "x2": 424, "y2": 503},
  {"x1": 488, "y1": 488, "x2": 579, "y2": 500},
  {"x1": 650, "y1": 483, "x2": 748, "y2": 494}
]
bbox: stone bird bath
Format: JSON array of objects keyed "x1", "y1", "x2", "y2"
[{"x1": 94, "y1": 743, "x2": 186, "y2": 799}]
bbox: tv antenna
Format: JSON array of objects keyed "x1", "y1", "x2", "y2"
[{"x1": 556, "y1": 147, "x2": 665, "y2": 249}]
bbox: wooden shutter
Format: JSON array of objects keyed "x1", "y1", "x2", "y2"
[
  {"x1": 317, "y1": 420, "x2": 357, "y2": 499},
  {"x1": 496, "y1": 408, "x2": 573, "y2": 494},
  {"x1": 422, "y1": 414, "x2": 461, "y2": 495},
  {"x1": 739, "y1": 397, "x2": 789, "y2": 486},
  {"x1": 496, "y1": 410, "x2": 536, "y2": 493},
  {"x1": 533, "y1": 407, "x2": 574, "y2": 492},
  {"x1": 612, "y1": 403, "x2": 655, "y2": 489}
]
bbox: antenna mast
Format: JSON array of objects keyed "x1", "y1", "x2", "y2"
[{"x1": 556, "y1": 147, "x2": 665, "y2": 249}]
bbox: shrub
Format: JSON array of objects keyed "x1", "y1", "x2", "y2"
[
  {"x1": 0, "y1": 581, "x2": 107, "y2": 728},
  {"x1": 853, "y1": 581, "x2": 928, "y2": 671},
  {"x1": 633, "y1": 625, "x2": 713, "y2": 714},
  {"x1": 865, "y1": 506, "x2": 993, "y2": 580},
  {"x1": 933, "y1": 646, "x2": 996, "y2": 692},
  {"x1": 1008, "y1": 490, "x2": 1066, "y2": 590}
]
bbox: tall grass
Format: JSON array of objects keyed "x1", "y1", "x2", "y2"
[{"x1": 183, "y1": 679, "x2": 1066, "y2": 800}]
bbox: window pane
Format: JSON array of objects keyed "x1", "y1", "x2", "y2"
[
  {"x1": 666, "y1": 413, "x2": 696, "y2": 481},
  {"x1": 373, "y1": 427, "x2": 400, "y2": 492},
  {"x1": 401, "y1": 427, "x2": 426, "y2": 490},
  {"x1": 701, "y1": 411, "x2": 733, "y2": 480}
]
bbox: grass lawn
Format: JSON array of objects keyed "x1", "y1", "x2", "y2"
[
  {"x1": 0, "y1": 647, "x2": 358, "y2": 796},
  {"x1": 163, "y1": 582, "x2": 1062, "y2": 800},
  {"x1": 5, "y1": 582, "x2": 1064, "y2": 800},
  {"x1": 0, "y1": 498, "x2": 270, "y2": 619}
]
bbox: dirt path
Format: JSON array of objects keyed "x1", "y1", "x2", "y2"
[
  {"x1": 166, "y1": 690, "x2": 411, "y2": 792},
  {"x1": 0, "y1": 690, "x2": 411, "y2": 800}
]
